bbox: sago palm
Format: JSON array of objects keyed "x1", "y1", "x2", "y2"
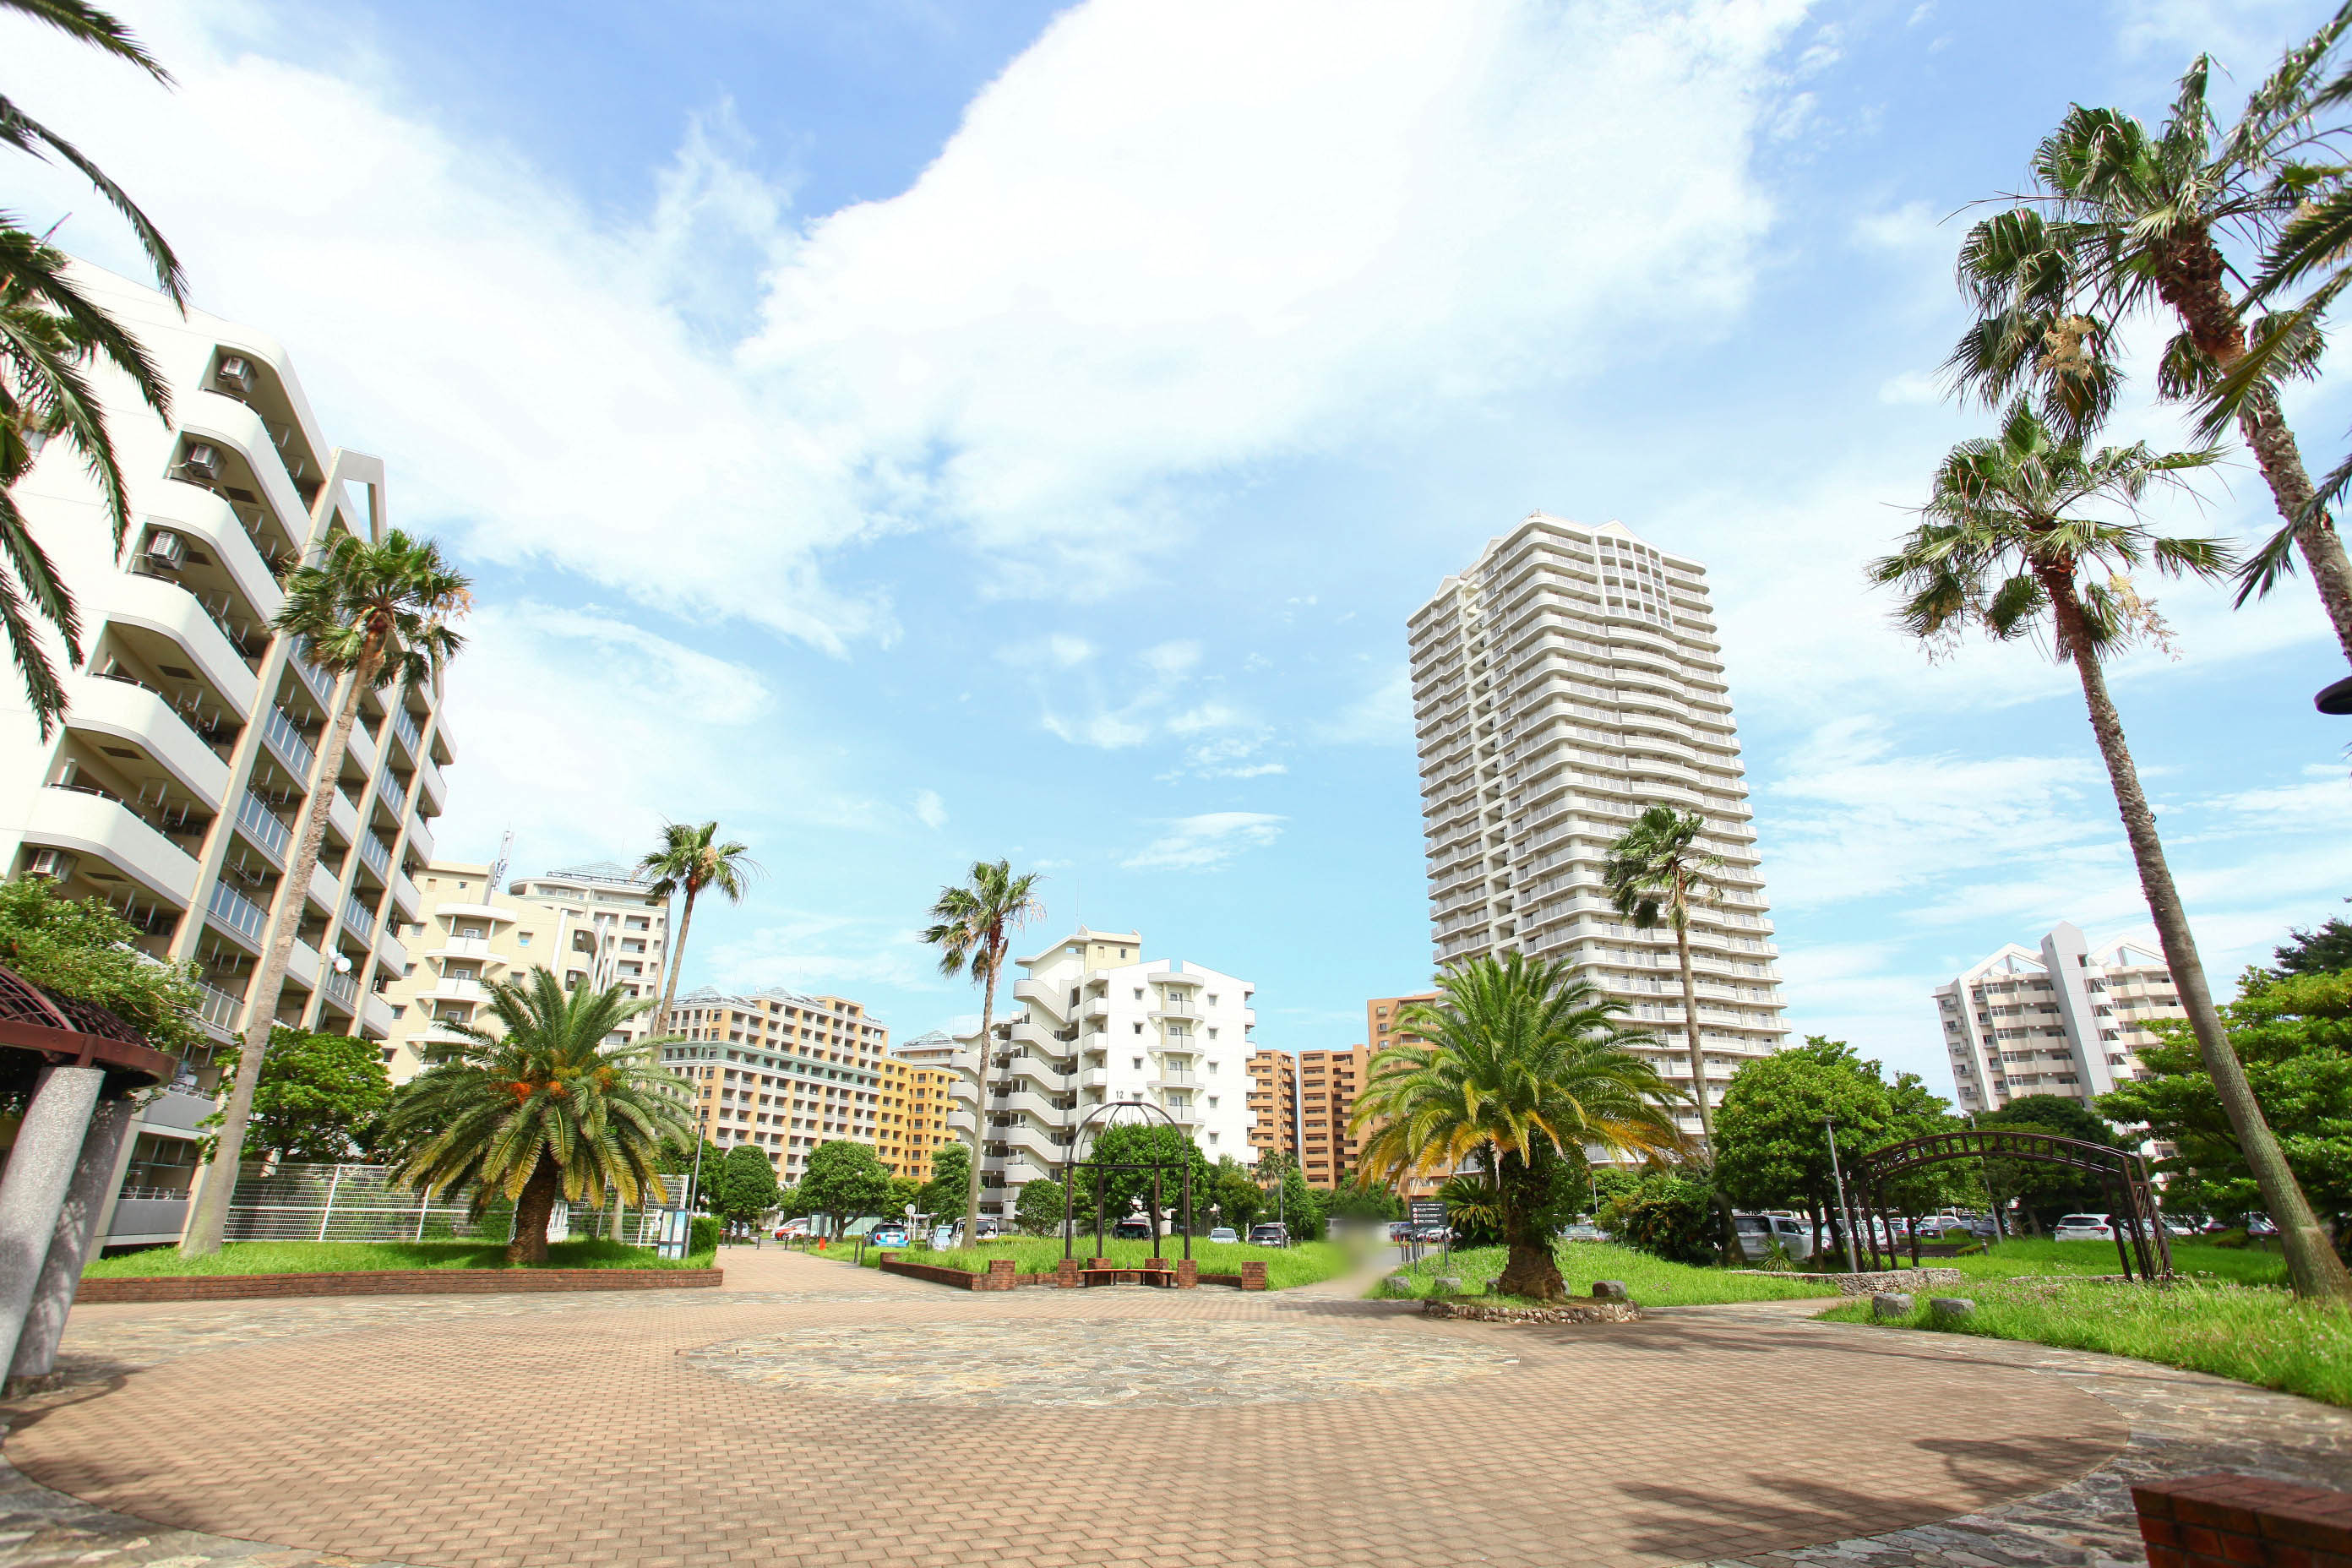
[
  {"x1": 382, "y1": 970, "x2": 695, "y2": 1264},
  {"x1": 638, "y1": 820, "x2": 759, "y2": 1036},
  {"x1": 920, "y1": 858, "x2": 1043, "y2": 1245},
  {"x1": 1871, "y1": 401, "x2": 2352, "y2": 1302},
  {"x1": 182, "y1": 528, "x2": 470, "y2": 1257},
  {"x1": 1351, "y1": 954, "x2": 1682, "y2": 1301},
  {"x1": 1949, "y1": 22, "x2": 2352, "y2": 656}
]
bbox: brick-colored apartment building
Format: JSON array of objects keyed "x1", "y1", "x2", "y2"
[
  {"x1": 1367, "y1": 992, "x2": 1436, "y2": 1057},
  {"x1": 1247, "y1": 1046, "x2": 1367, "y2": 1189}
]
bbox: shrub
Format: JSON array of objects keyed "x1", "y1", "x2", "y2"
[
  {"x1": 1601, "y1": 1173, "x2": 1718, "y2": 1265},
  {"x1": 690, "y1": 1215, "x2": 721, "y2": 1257}
]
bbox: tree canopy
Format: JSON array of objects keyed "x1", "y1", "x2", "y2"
[
  {"x1": 2271, "y1": 906, "x2": 2352, "y2": 980},
  {"x1": 1713, "y1": 1037, "x2": 1960, "y2": 1228},
  {"x1": 0, "y1": 875, "x2": 203, "y2": 1060},
  {"x1": 1076, "y1": 1120, "x2": 1216, "y2": 1225},
  {"x1": 797, "y1": 1140, "x2": 893, "y2": 1233},
  {"x1": 209, "y1": 1026, "x2": 389, "y2": 1164},
  {"x1": 917, "y1": 1142, "x2": 972, "y2": 1219},
  {"x1": 1013, "y1": 1176, "x2": 1065, "y2": 1236},
  {"x1": 709, "y1": 1143, "x2": 781, "y2": 1226}
]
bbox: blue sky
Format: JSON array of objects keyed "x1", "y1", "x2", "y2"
[{"x1": 18, "y1": 0, "x2": 2352, "y2": 1097}]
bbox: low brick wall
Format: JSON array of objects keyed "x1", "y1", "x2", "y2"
[
  {"x1": 1727, "y1": 1267, "x2": 1965, "y2": 1295},
  {"x1": 76, "y1": 1267, "x2": 723, "y2": 1303},
  {"x1": 876, "y1": 1256, "x2": 1022, "y2": 1291},
  {"x1": 2133, "y1": 1471, "x2": 2352, "y2": 1565}
]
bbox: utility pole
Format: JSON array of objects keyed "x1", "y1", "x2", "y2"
[
  {"x1": 1824, "y1": 1116, "x2": 1858, "y2": 1272},
  {"x1": 1968, "y1": 1113, "x2": 2006, "y2": 1244}
]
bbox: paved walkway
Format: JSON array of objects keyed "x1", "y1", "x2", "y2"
[{"x1": 0, "y1": 1250, "x2": 2336, "y2": 1568}]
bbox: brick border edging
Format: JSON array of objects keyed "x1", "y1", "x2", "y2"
[
  {"x1": 2134, "y1": 1471, "x2": 2352, "y2": 1565},
  {"x1": 74, "y1": 1267, "x2": 724, "y2": 1303},
  {"x1": 880, "y1": 1255, "x2": 1268, "y2": 1291}
]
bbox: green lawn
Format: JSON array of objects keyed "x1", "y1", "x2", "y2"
[
  {"x1": 1871, "y1": 1237, "x2": 2289, "y2": 1287},
  {"x1": 84, "y1": 1238, "x2": 717, "y2": 1277},
  {"x1": 1821, "y1": 1278, "x2": 2351, "y2": 1407},
  {"x1": 1385, "y1": 1240, "x2": 1843, "y2": 1306},
  {"x1": 857, "y1": 1235, "x2": 1351, "y2": 1290}
]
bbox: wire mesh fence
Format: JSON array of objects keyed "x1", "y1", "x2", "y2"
[{"x1": 224, "y1": 1163, "x2": 680, "y2": 1246}]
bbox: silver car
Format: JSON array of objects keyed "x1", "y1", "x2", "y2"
[{"x1": 1733, "y1": 1212, "x2": 1818, "y2": 1261}]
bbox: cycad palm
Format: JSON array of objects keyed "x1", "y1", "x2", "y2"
[
  {"x1": 638, "y1": 821, "x2": 760, "y2": 1035},
  {"x1": 182, "y1": 528, "x2": 470, "y2": 1258},
  {"x1": 1872, "y1": 402, "x2": 2351, "y2": 1302},
  {"x1": 382, "y1": 970, "x2": 695, "y2": 1264},
  {"x1": 920, "y1": 859, "x2": 1043, "y2": 1245},
  {"x1": 1351, "y1": 954, "x2": 1682, "y2": 1301},
  {"x1": 1946, "y1": 23, "x2": 2352, "y2": 655}
]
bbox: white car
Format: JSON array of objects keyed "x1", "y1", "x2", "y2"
[
  {"x1": 2053, "y1": 1212, "x2": 2117, "y2": 1243},
  {"x1": 1206, "y1": 1227, "x2": 1239, "y2": 1244},
  {"x1": 1733, "y1": 1212, "x2": 1818, "y2": 1261}
]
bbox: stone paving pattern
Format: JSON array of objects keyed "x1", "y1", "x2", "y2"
[{"x1": 0, "y1": 1249, "x2": 2333, "y2": 1567}]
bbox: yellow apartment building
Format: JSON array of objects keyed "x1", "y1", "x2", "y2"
[
  {"x1": 876, "y1": 1056, "x2": 956, "y2": 1180},
  {"x1": 656, "y1": 987, "x2": 888, "y2": 1182}
]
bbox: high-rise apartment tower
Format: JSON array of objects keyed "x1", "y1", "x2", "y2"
[
  {"x1": 1409, "y1": 514, "x2": 1788, "y2": 1141},
  {"x1": 1937, "y1": 923, "x2": 2178, "y2": 1113}
]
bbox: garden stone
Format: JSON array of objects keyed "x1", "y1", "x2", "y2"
[
  {"x1": 1381, "y1": 1273, "x2": 1413, "y2": 1298},
  {"x1": 1870, "y1": 1292, "x2": 1914, "y2": 1320},
  {"x1": 1928, "y1": 1296, "x2": 1976, "y2": 1319},
  {"x1": 1592, "y1": 1280, "x2": 1629, "y2": 1300},
  {"x1": 1433, "y1": 1277, "x2": 1462, "y2": 1294}
]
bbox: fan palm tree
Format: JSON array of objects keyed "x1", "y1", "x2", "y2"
[
  {"x1": 381, "y1": 970, "x2": 695, "y2": 1264},
  {"x1": 1351, "y1": 954, "x2": 1683, "y2": 1301},
  {"x1": 181, "y1": 528, "x2": 470, "y2": 1258},
  {"x1": 920, "y1": 858, "x2": 1043, "y2": 1247},
  {"x1": 1947, "y1": 23, "x2": 2352, "y2": 655},
  {"x1": 638, "y1": 820, "x2": 760, "y2": 1035},
  {"x1": 1871, "y1": 401, "x2": 2351, "y2": 1302}
]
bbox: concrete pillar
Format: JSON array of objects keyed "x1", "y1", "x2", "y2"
[
  {"x1": 9, "y1": 1096, "x2": 137, "y2": 1387},
  {"x1": 0, "y1": 1066, "x2": 103, "y2": 1375}
]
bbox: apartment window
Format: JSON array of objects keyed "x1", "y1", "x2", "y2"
[{"x1": 518, "y1": 933, "x2": 531, "y2": 946}]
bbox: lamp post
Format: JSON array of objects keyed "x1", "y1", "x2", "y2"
[{"x1": 1823, "y1": 1116, "x2": 1857, "y2": 1272}]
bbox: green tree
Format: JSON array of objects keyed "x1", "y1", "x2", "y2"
[
  {"x1": 1013, "y1": 1176, "x2": 1066, "y2": 1236},
  {"x1": 1208, "y1": 1155, "x2": 1262, "y2": 1235},
  {"x1": 888, "y1": 1175, "x2": 923, "y2": 1217},
  {"x1": 380, "y1": 970, "x2": 693, "y2": 1264},
  {"x1": 207, "y1": 1026, "x2": 390, "y2": 1165},
  {"x1": 917, "y1": 1141, "x2": 971, "y2": 1220},
  {"x1": 797, "y1": 1139, "x2": 892, "y2": 1239},
  {"x1": 2271, "y1": 904, "x2": 2352, "y2": 979},
  {"x1": 708, "y1": 1142, "x2": 780, "y2": 1228},
  {"x1": 638, "y1": 821, "x2": 760, "y2": 1035},
  {"x1": 1352, "y1": 954, "x2": 1683, "y2": 1300},
  {"x1": 1871, "y1": 404, "x2": 2351, "y2": 1303},
  {"x1": 1600, "y1": 1171, "x2": 1718, "y2": 1266},
  {"x1": 186, "y1": 530, "x2": 469, "y2": 1258},
  {"x1": 652, "y1": 1135, "x2": 724, "y2": 1211},
  {"x1": 920, "y1": 858, "x2": 1043, "y2": 1247},
  {"x1": 2102, "y1": 970, "x2": 2352, "y2": 1235},
  {"x1": 1082, "y1": 1119, "x2": 1216, "y2": 1231},
  {"x1": 0, "y1": 874, "x2": 200, "y2": 1059},
  {"x1": 1326, "y1": 1181, "x2": 1404, "y2": 1222},
  {"x1": 1975, "y1": 1094, "x2": 2121, "y2": 1233}
]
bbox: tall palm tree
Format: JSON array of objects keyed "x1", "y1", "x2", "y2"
[
  {"x1": 1948, "y1": 23, "x2": 2352, "y2": 654},
  {"x1": 638, "y1": 820, "x2": 759, "y2": 1035},
  {"x1": 1351, "y1": 954, "x2": 1682, "y2": 1301},
  {"x1": 1871, "y1": 400, "x2": 2352, "y2": 1302},
  {"x1": 382, "y1": 970, "x2": 694, "y2": 1264},
  {"x1": 182, "y1": 528, "x2": 469, "y2": 1258},
  {"x1": 920, "y1": 858, "x2": 1043, "y2": 1246}
]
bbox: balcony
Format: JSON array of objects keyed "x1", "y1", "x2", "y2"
[
  {"x1": 284, "y1": 635, "x2": 335, "y2": 707},
  {"x1": 66, "y1": 674, "x2": 231, "y2": 809},
  {"x1": 108, "y1": 574, "x2": 260, "y2": 714},
  {"x1": 28, "y1": 785, "x2": 199, "y2": 906},
  {"x1": 388, "y1": 701, "x2": 422, "y2": 760},
  {"x1": 231, "y1": 788, "x2": 290, "y2": 866},
  {"x1": 406, "y1": 815, "x2": 435, "y2": 864},
  {"x1": 194, "y1": 981, "x2": 242, "y2": 1038},
  {"x1": 360, "y1": 991, "x2": 395, "y2": 1038},
  {"x1": 205, "y1": 879, "x2": 270, "y2": 948},
  {"x1": 138, "y1": 1087, "x2": 217, "y2": 1134},
  {"x1": 259, "y1": 705, "x2": 316, "y2": 778},
  {"x1": 427, "y1": 975, "x2": 488, "y2": 1003},
  {"x1": 357, "y1": 830, "x2": 392, "y2": 879},
  {"x1": 322, "y1": 969, "x2": 359, "y2": 1011},
  {"x1": 340, "y1": 890, "x2": 377, "y2": 941}
]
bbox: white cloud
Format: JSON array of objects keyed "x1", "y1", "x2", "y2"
[
  {"x1": 1315, "y1": 667, "x2": 1413, "y2": 745},
  {"x1": 912, "y1": 789, "x2": 947, "y2": 830},
  {"x1": 1877, "y1": 369, "x2": 1941, "y2": 405},
  {"x1": 1851, "y1": 200, "x2": 1940, "y2": 253},
  {"x1": 1121, "y1": 812, "x2": 1287, "y2": 871},
  {"x1": 703, "y1": 911, "x2": 945, "y2": 997},
  {"x1": 2189, "y1": 764, "x2": 2352, "y2": 826}
]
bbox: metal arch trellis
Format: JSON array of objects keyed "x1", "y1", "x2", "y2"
[
  {"x1": 1060, "y1": 1099, "x2": 1195, "y2": 1265},
  {"x1": 1847, "y1": 1128, "x2": 2172, "y2": 1281}
]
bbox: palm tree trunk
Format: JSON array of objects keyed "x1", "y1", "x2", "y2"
[
  {"x1": 2050, "y1": 575, "x2": 2351, "y2": 1300},
  {"x1": 182, "y1": 647, "x2": 377, "y2": 1257},
  {"x1": 508, "y1": 1155, "x2": 562, "y2": 1265},
  {"x1": 1676, "y1": 917, "x2": 1744, "y2": 1265},
  {"x1": 654, "y1": 886, "x2": 699, "y2": 1036},
  {"x1": 962, "y1": 956, "x2": 999, "y2": 1247},
  {"x1": 1493, "y1": 1149, "x2": 1565, "y2": 1300}
]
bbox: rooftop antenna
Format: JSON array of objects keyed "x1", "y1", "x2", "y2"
[{"x1": 487, "y1": 826, "x2": 514, "y2": 892}]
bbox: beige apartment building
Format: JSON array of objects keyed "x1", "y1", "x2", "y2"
[
  {"x1": 1938, "y1": 923, "x2": 2182, "y2": 1113},
  {"x1": 656, "y1": 988, "x2": 889, "y2": 1181},
  {"x1": 876, "y1": 1056, "x2": 956, "y2": 1180},
  {"x1": 376, "y1": 859, "x2": 669, "y2": 1081},
  {"x1": 1247, "y1": 1046, "x2": 1370, "y2": 1190},
  {"x1": 1367, "y1": 992, "x2": 1436, "y2": 1058}
]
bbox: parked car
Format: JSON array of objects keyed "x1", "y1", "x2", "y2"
[
  {"x1": 1206, "y1": 1227, "x2": 1239, "y2": 1244},
  {"x1": 1248, "y1": 1222, "x2": 1290, "y2": 1247},
  {"x1": 2052, "y1": 1213, "x2": 2117, "y2": 1242},
  {"x1": 1557, "y1": 1222, "x2": 1610, "y2": 1243},
  {"x1": 775, "y1": 1218, "x2": 813, "y2": 1239},
  {"x1": 1111, "y1": 1216, "x2": 1154, "y2": 1240},
  {"x1": 1389, "y1": 1222, "x2": 1413, "y2": 1244},
  {"x1": 1733, "y1": 1212, "x2": 1818, "y2": 1261},
  {"x1": 869, "y1": 1223, "x2": 909, "y2": 1249},
  {"x1": 2245, "y1": 1213, "x2": 2279, "y2": 1237},
  {"x1": 2159, "y1": 1215, "x2": 2199, "y2": 1238},
  {"x1": 1412, "y1": 1224, "x2": 1452, "y2": 1244}
]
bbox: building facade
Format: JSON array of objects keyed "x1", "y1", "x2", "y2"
[
  {"x1": 1409, "y1": 514, "x2": 1788, "y2": 1145},
  {"x1": 876, "y1": 1056, "x2": 956, "y2": 1180},
  {"x1": 1367, "y1": 992, "x2": 1435, "y2": 1058},
  {"x1": 656, "y1": 988, "x2": 889, "y2": 1181},
  {"x1": 933, "y1": 927, "x2": 1257, "y2": 1220},
  {"x1": 374, "y1": 859, "x2": 671, "y2": 1082},
  {"x1": 1938, "y1": 923, "x2": 2180, "y2": 1113},
  {"x1": 0, "y1": 267, "x2": 455, "y2": 1250},
  {"x1": 1247, "y1": 1046, "x2": 1370, "y2": 1190}
]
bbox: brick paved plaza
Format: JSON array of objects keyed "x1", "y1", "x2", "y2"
[{"x1": 0, "y1": 1250, "x2": 2342, "y2": 1568}]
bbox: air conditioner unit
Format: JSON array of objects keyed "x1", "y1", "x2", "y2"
[
  {"x1": 25, "y1": 848, "x2": 75, "y2": 881},
  {"x1": 178, "y1": 443, "x2": 222, "y2": 483},
  {"x1": 214, "y1": 354, "x2": 254, "y2": 395},
  {"x1": 143, "y1": 526, "x2": 188, "y2": 572}
]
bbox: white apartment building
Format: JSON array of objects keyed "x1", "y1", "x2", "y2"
[
  {"x1": 923, "y1": 928, "x2": 1257, "y2": 1220},
  {"x1": 0, "y1": 265, "x2": 452, "y2": 1249},
  {"x1": 657, "y1": 988, "x2": 888, "y2": 1180},
  {"x1": 1409, "y1": 514, "x2": 1788, "y2": 1142},
  {"x1": 376, "y1": 859, "x2": 670, "y2": 1081},
  {"x1": 1938, "y1": 923, "x2": 2182, "y2": 1113}
]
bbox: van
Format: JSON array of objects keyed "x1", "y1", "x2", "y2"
[{"x1": 1733, "y1": 1211, "x2": 1817, "y2": 1261}]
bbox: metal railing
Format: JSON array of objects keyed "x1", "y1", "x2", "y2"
[
  {"x1": 223, "y1": 1162, "x2": 683, "y2": 1244},
  {"x1": 340, "y1": 890, "x2": 376, "y2": 939},
  {"x1": 207, "y1": 879, "x2": 269, "y2": 943},
  {"x1": 260, "y1": 705, "x2": 316, "y2": 777},
  {"x1": 236, "y1": 788, "x2": 291, "y2": 862},
  {"x1": 196, "y1": 981, "x2": 242, "y2": 1032},
  {"x1": 286, "y1": 638, "x2": 335, "y2": 705},
  {"x1": 389, "y1": 702, "x2": 422, "y2": 756},
  {"x1": 357, "y1": 830, "x2": 391, "y2": 878},
  {"x1": 322, "y1": 969, "x2": 358, "y2": 1010}
]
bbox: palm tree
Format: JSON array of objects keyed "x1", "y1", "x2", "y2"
[
  {"x1": 381, "y1": 970, "x2": 695, "y2": 1264},
  {"x1": 1871, "y1": 400, "x2": 2352, "y2": 1302},
  {"x1": 181, "y1": 528, "x2": 469, "y2": 1258},
  {"x1": 638, "y1": 820, "x2": 760, "y2": 1035},
  {"x1": 920, "y1": 859, "x2": 1043, "y2": 1247},
  {"x1": 1947, "y1": 24, "x2": 2352, "y2": 655},
  {"x1": 1350, "y1": 954, "x2": 1683, "y2": 1301}
]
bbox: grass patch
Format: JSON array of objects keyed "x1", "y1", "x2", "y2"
[
  {"x1": 1821, "y1": 1277, "x2": 2351, "y2": 1407},
  {"x1": 84, "y1": 1238, "x2": 718, "y2": 1277},
  {"x1": 855, "y1": 1236, "x2": 1351, "y2": 1290},
  {"x1": 1863, "y1": 1238, "x2": 2289, "y2": 1287},
  {"x1": 1384, "y1": 1241, "x2": 1842, "y2": 1306}
]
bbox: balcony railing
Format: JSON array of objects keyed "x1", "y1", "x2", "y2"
[
  {"x1": 389, "y1": 702, "x2": 422, "y2": 757},
  {"x1": 340, "y1": 891, "x2": 377, "y2": 940},
  {"x1": 260, "y1": 705, "x2": 316, "y2": 778},
  {"x1": 323, "y1": 969, "x2": 358, "y2": 1010},
  {"x1": 357, "y1": 831, "x2": 391, "y2": 879},
  {"x1": 236, "y1": 789, "x2": 291, "y2": 863},
  {"x1": 207, "y1": 879, "x2": 269, "y2": 943},
  {"x1": 286, "y1": 637, "x2": 335, "y2": 705},
  {"x1": 196, "y1": 981, "x2": 242, "y2": 1032}
]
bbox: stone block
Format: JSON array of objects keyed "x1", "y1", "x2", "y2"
[
  {"x1": 1380, "y1": 1273, "x2": 1413, "y2": 1297},
  {"x1": 1433, "y1": 1276, "x2": 1463, "y2": 1294},
  {"x1": 1928, "y1": 1296, "x2": 1975, "y2": 1319},
  {"x1": 1870, "y1": 1292, "x2": 1914, "y2": 1320},
  {"x1": 1592, "y1": 1280, "x2": 1629, "y2": 1300}
]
